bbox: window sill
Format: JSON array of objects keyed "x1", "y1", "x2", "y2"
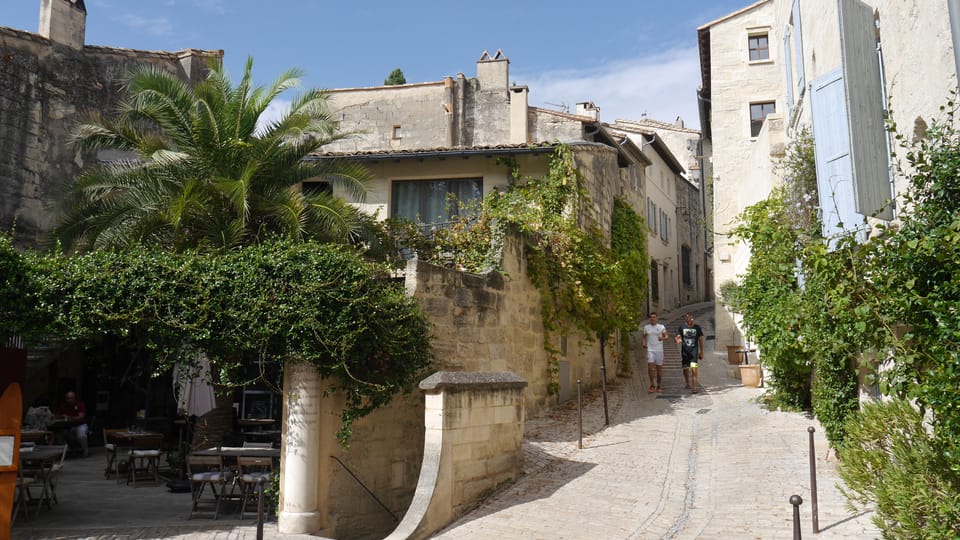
[{"x1": 748, "y1": 59, "x2": 774, "y2": 66}]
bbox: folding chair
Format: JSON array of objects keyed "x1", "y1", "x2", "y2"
[
  {"x1": 13, "y1": 465, "x2": 36, "y2": 522},
  {"x1": 103, "y1": 428, "x2": 123, "y2": 479},
  {"x1": 187, "y1": 454, "x2": 230, "y2": 519},
  {"x1": 236, "y1": 456, "x2": 273, "y2": 519},
  {"x1": 45, "y1": 444, "x2": 69, "y2": 505},
  {"x1": 127, "y1": 433, "x2": 164, "y2": 487}
]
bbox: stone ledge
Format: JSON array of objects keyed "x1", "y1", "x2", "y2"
[{"x1": 419, "y1": 371, "x2": 527, "y2": 392}]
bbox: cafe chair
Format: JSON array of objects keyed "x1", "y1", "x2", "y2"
[
  {"x1": 237, "y1": 456, "x2": 273, "y2": 519},
  {"x1": 188, "y1": 454, "x2": 231, "y2": 519},
  {"x1": 103, "y1": 428, "x2": 124, "y2": 479},
  {"x1": 20, "y1": 449, "x2": 59, "y2": 516},
  {"x1": 127, "y1": 433, "x2": 164, "y2": 487},
  {"x1": 14, "y1": 464, "x2": 36, "y2": 522},
  {"x1": 46, "y1": 444, "x2": 69, "y2": 505}
]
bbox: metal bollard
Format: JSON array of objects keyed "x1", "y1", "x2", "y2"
[
  {"x1": 257, "y1": 477, "x2": 265, "y2": 540},
  {"x1": 790, "y1": 494, "x2": 803, "y2": 540},
  {"x1": 577, "y1": 379, "x2": 583, "y2": 449},
  {"x1": 808, "y1": 426, "x2": 819, "y2": 533}
]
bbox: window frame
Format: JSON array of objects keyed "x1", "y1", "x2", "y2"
[
  {"x1": 390, "y1": 177, "x2": 483, "y2": 226},
  {"x1": 749, "y1": 101, "x2": 777, "y2": 137},
  {"x1": 748, "y1": 32, "x2": 770, "y2": 62}
]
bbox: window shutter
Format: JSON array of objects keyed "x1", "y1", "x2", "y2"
[
  {"x1": 839, "y1": 0, "x2": 893, "y2": 220},
  {"x1": 792, "y1": 0, "x2": 805, "y2": 94},
  {"x1": 783, "y1": 27, "x2": 795, "y2": 119},
  {"x1": 810, "y1": 68, "x2": 865, "y2": 248}
]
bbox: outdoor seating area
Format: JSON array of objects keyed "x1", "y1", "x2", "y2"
[{"x1": 12, "y1": 440, "x2": 281, "y2": 532}]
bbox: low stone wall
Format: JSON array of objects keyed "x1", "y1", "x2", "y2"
[{"x1": 385, "y1": 371, "x2": 527, "y2": 540}]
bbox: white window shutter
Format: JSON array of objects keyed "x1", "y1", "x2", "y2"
[
  {"x1": 792, "y1": 0, "x2": 806, "y2": 94},
  {"x1": 838, "y1": 0, "x2": 893, "y2": 220},
  {"x1": 810, "y1": 68, "x2": 866, "y2": 248},
  {"x1": 783, "y1": 26, "x2": 795, "y2": 120}
]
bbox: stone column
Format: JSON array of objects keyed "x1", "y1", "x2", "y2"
[{"x1": 278, "y1": 359, "x2": 323, "y2": 534}]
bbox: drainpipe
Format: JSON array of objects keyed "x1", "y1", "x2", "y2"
[{"x1": 950, "y1": 0, "x2": 960, "y2": 83}]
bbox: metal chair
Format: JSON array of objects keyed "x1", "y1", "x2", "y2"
[
  {"x1": 103, "y1": 428, "x2": 123, "y2": 479},
  {"x1": 236, "y1": 456, "x2": 273, "y2": 519},
  {"x1": 187, "y1": 454, "x2": 231, "y2": 519},
  {"x1": 45, "y1": 444, "x2": 69, "y2": 505}
]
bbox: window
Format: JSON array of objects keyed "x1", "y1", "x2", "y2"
[
  {"x1": 750, "y1": 101, "x2": 776, "y2": 137},
  {"x1": 681, "y1": 245, "x2": 692, "y2": 287},
  {"x1": 659, "y1": 209, "x2": 670, "y2": 242},
  {"x1": 392, "y1": 125, "x2": 402, "y2": 139},
  {"x1": 647, "y1": 198, "x2": 657, "y2": 234},
  {"x1": 391, "y1": 178, "x2": 482, "y2": 225},
  {"x1": 650, "y1": 259, "x2": 659, "y2": 303},
  {"x1": 748, "y1": 33, "x2": 770, "y2": 61}
]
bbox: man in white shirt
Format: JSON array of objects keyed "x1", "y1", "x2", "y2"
[{"x1": 641, "y1": 312, "x2": 668, "y2": 393}]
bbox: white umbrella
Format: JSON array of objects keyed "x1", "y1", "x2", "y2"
[{"x1": 174, "y1": 353, "x2": 216, "y2": 418}]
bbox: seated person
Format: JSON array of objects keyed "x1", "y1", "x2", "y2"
[{"x1": 56, "y1": 391, "x2": 89, "y2": 457}]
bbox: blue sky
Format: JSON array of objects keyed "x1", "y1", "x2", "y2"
[{"x1": 3, "y1": 0, "x2": 750, "y2": 128}]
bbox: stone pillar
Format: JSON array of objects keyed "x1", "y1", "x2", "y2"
[
  {"x1": 386, "y1": 372, "x2": 527, "y2": 540},
  {"x1": 278, "y1": 360, "x2": 324, "y2": 534},
  {"x1": 39, "y1": 0, "x2": 86, "y2": 50}
]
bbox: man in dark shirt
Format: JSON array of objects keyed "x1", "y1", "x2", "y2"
[
  {"x1": 675, "y1": 313, "x2": 705, "y2": 394},
  {"x1": 56, "y1": 391, "x2": 88, "y2": 457}
]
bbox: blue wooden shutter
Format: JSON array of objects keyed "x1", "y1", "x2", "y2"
[
  {"x1": 810, "y1": 68, "x2": 865, "y2": 248},
  {"x1": 839, "y1": 0, "x2": 893, "y2": 220},
  {"x1": 792, "y1": 0, "x2": 805, "y2": 94}
]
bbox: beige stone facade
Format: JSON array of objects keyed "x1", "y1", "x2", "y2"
[
  {"x1": 0, "y1": 1, "x2": 221, "y2": 248},
  {"x1": 699, "y1": 0, "x2": 959, "y2": 349}
]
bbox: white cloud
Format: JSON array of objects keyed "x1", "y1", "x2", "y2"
[
  {"x1": 518, "y1": 46, "x2": 703, "y2": 129},
  {"x1": 255, "y1": 99, "x2": 292, "y2": 135},
  {"x1": 114, "y1": 13, "x2": 173, "y2": 37}
]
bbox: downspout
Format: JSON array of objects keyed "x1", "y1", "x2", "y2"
[{"x1": 949, "y1": 0, "x2": 960, "y2": 85}]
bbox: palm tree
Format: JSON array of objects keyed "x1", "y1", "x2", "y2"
[{"x1": 56, "y1": 57, "x2": 370, "y2": 252}]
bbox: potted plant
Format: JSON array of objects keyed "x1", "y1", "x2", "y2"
[{"x1": 718, "y1": 280, "x2": 747, "y2": 364}]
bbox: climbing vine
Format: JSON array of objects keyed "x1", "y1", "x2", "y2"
[
  {"x1": 3, "y1": 238, "x2": 432, "y2": 445},
  {"x1": 382, "y1": 144, "x2": 649, "y2": 393}
]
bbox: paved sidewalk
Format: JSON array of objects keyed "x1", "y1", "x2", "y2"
[
  {"x1": 12, "y1": 303, "x2": 879, "y2": 539},
  {"x1": 433, "y1": 303, "x2": 879, "y2": 539}
]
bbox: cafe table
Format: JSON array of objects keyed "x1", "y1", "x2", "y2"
[{"x1": 193, "y1": 446, "x2": 280, "y2": 459}]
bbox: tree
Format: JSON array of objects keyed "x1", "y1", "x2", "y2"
[
  {"x1": 57, "y1": 57, "x2": 371, "y2": 252},
  {"x1": 384, "y1": 68, "x2": 406, "y2": 86}
]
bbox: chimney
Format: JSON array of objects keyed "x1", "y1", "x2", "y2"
[
  {"x1": 39, "y1": 0, "x2": 86, "y2": 49},
  {"x1": 476, "y1": 49, "x2": 509, "y2": 91},
  {"x1": 576, "y1": 101, "x2": 600, "y2": 121},
  {"x1": 509, "y1": 85, "x2": 529, "y2": 144}
]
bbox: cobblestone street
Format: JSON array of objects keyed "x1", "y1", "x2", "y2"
[{"x1": 12, "y1": 303, "x2": 879, "y2": 539}]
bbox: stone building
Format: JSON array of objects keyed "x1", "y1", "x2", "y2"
[
  {"x1": 0, "y1": 0, "x2": 222, "y2": 248},
  {"x1": 280, "y1": 51, "x2": 664, "y2": 538},
  {"x1": 698, "y1": 0, "x2": 959, "y2": 349},
  {"x1": 608, "y1": 118, "x2": 712, "y2": 312}
]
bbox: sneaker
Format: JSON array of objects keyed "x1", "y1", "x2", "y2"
[
  {"x1": 656, "y1": 387, "x2": 663, "y2": 393},
  {"x1": 648, "y1": 386, "x2": 656, "y2": 393}
]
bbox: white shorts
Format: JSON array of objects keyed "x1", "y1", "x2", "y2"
[{"x1": 647, "y1": 350, "x2": 664, "y2": 366}]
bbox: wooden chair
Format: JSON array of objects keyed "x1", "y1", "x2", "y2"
[
  {"x1": 127, "y1": 433, "x2": 164, "y2": 487},
  {"x1": 13, "y1": 464, "x2": 36, "y2": 522},
  {"x1": 236, "y1": 456, "x2": 273, "y2": 519},
  {"x1": 103, "y1": 428, "x2": 124, "y2": 479},
  {"x1": 187, "y1": 454, "x2": 231, "y2": 519}
]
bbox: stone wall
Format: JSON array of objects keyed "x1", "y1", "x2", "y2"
[
  {"x1": 0, "y1": 26, "x2": 220, "y2": 247},
  {"x1": 385, "y1": 372, "x2": 527, "y2": 540}
]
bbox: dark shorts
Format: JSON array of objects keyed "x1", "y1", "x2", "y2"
[{"x1": 681, "y1": 354, "x2": 696, "y2": 368}]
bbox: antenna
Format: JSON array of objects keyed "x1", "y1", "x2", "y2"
[{"x1": 545, "y1": 101, "x2": 570, "y2": 113}]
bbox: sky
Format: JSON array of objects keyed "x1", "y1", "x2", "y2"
[{"x1": 3, "y1": 0, "x2": 752, "y2": 129}]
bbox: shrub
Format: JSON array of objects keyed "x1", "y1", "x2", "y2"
[{"x1": 839, "y1": 399, "x2": 960, "y2": 539}]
